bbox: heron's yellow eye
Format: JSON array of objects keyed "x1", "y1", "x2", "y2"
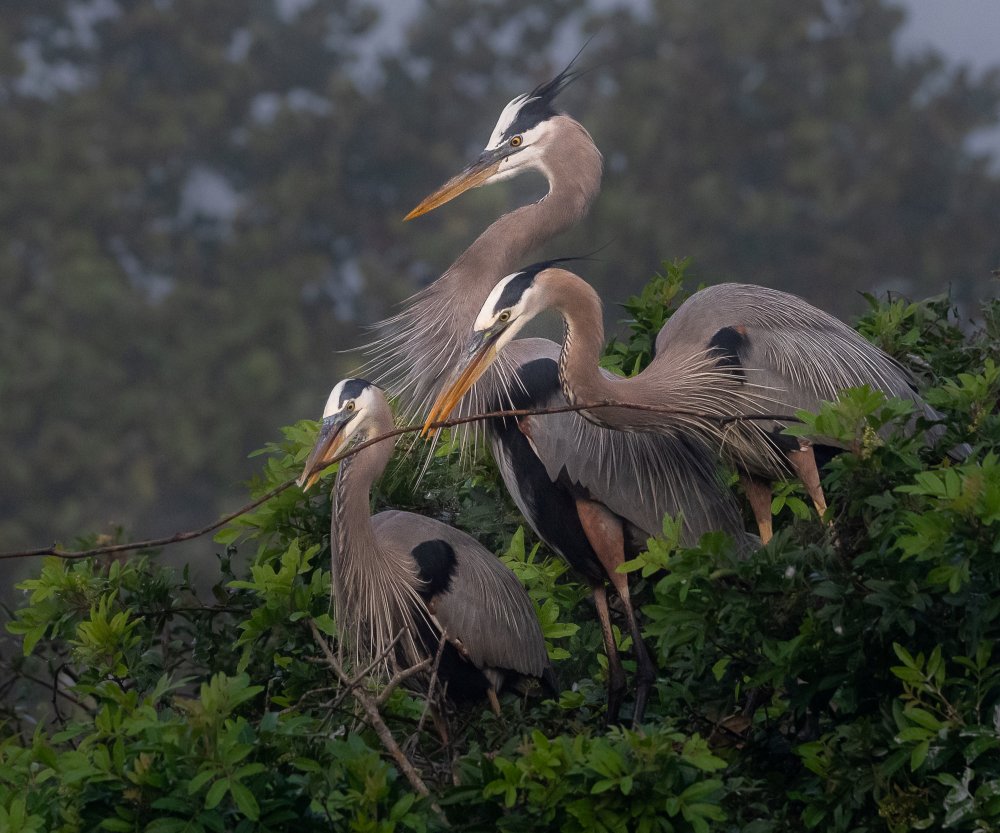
[
  {"x1": 345, "y1": 401, "x2": 355, "y2": 412},
  {"x1": 509, "y1": 135, "x2": 522, "y2": 147},
  {"x1": 498, "y1": 310, "x2": 511, "y2": 323}
]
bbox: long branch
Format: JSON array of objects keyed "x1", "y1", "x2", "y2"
[{"x1": 0, "y1": 400, "x2": 800, "y2": 561}]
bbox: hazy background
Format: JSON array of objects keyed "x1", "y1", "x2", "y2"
[{"x1": 2, "y1": 0, "x2": 999, "y2": 609}]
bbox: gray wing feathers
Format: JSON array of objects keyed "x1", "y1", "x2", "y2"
[
  {"x1": 656, "y1": 283, "x2": 942, "y2": 438},
  {"x1": 372, "y1": 512, "x2": 549, "y2": 678},
  {"x1": 500, "y1": 339, "x2": 751, "y2": 551}
]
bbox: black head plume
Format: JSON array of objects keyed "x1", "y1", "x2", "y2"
[
  {"x1": 492, "y1": 254, "x2": 599, "y2": 314},
  {"x1": 337, "y1": 378, "x2": 374, "y2": 407},
  {"x1": 496, "y1": 39, "x2": 594, "y2": 142}
]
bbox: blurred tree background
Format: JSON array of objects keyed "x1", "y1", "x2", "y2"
[{"x1": 1, "y1": 0, "x2": 998, "y2": 566}]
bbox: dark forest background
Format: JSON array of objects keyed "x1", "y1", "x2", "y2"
[{"x1": 2, "y1": 0, "x2": 999, "y2": 563}]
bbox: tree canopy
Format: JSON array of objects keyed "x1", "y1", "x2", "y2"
[
  {"x1": 2, "y1": 0, "x2": 998, "y2": 626},
  {"x1": 1, "y1": 269, "x2": 999, "y2": 831}
]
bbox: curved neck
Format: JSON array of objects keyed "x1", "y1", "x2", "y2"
[
  {"x1": 544, "y1": 269, "x2": 670, "y2": 426},
  {"x1": 371, "y1": 116, "x2": 602, "y2": 420},
  {"x1": 446, "y1": 116, "x2": 603, "y2": 285},
  {"x1": 331, "y1": 411, "x2": 394, "y2": 571},
  {"x1": 543, "y1": 269, "x2": 617, "y2": 405},
  {"x1": 329, "y1": 404, "x2": 425, "y2": 667}
]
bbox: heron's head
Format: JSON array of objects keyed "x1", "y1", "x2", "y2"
[
  {"x1": 404, "y1": 62, "x2": 583, "y2": 221},
  {"x1": 422, "y1": 263, "x2": 555, "y2": 436},
  {"x1": 298, "y1": 378, "x2": 383, "y2": 491}
]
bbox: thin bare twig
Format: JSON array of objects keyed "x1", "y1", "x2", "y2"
[
  {"x1": 410, "y1": 631, "x2": 450, "y2": 745},
  {"x1": 0, "y1": 400, "x2": 801, "y2": 562},
  {"x1": 326, "y1": 628, "x2": 413, "y2": 713},
  {"x1": 308, "y1": 620, "x2": 444, "y2": 819},
  {"x1": 376, "y1": 655, "x2": 436, "y2": 708}
]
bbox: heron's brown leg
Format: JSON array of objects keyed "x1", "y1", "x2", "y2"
[
  {"x1": 486, "y1": 688, "x2": 502, "y2": 716},
  {"x1": 592, "y1": 584, "x2": 627, "y2": 725},
  {"x1": 608, "y1": 574, "x2": 655, "y2": 726},
  {"x1": 577, "y1": 498, "x2": 656, "y2": 726},
  {"x1": 741, "y1": 474, "x2": 774, "y2": 544},
  {"x1": 787, "y1": 444, "x2": 828, "y2": 519}
]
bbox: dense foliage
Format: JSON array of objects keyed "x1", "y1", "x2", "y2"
[
  {"x1": 2, "y1": 270, "x2": 998, "y2": 831},
  {"x1": 2, "y1": 0, "x2": 1000, "y2": 557}
]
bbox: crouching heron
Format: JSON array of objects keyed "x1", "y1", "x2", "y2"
[{"x1": 299, "y1": 378, "x2": 556, "y2": 712}]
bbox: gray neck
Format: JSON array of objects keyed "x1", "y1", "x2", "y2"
[
  {"x1": 547, "y1": 269, "x2": 708, "y2": 438},
  {"x1": 330, "y1": 416, "x2": 393, "y2": 583},
  {"x1": 547, "y1": 272, "x2": 619, "y2": 409},
  {"x1": 367, "y1": 115, "x2": 603, "y2": 421},
  {"x1": 443, "y1": 116, "x2": 602, "y2": 294},
  {"x1": 329, "y1": 405, "x2": 424, "y2": 668}
]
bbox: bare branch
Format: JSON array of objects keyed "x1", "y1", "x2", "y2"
[
  {"x1": 0, "y1": 400, "x2": 800, "y2": 561},
  {"x1": 308, "y1": 620, "x2": 444, "y2": 819},
  {"x1": 411, "y1": 631, "x2": 450, "y2": 742},
  {"x1": 375, "y1": 657, "x2": 433, "y2": 708}
]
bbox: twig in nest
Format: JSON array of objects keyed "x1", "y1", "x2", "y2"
[{"x1": 308, "y1": 620, "x2": 444, "y2": 820}]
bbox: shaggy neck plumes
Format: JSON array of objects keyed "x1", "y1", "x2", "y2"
[
  {"x1": 367, "y1": 116, "x2": 603, "y2": 423},
  {"x1": 329, "y1": 405, "x2": 424, "y2": 671},
  {"x1": 541, "y1": 269, "x2": 739, "y2": 442}
]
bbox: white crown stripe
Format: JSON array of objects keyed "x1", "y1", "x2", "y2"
[{"x1": 486, "y1": 94, "x2": 536, "y2": 149}]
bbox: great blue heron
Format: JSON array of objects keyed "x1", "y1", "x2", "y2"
[
  {"x1": 366, "y1": 57, "x2": 600, "y2": 420},
  {"x1": 425, "y1": 262, "x2": 954, "y2": 542},
  {"x1": 298, "y1": 378, "x2": 555, "y2": 711},
  {"x1": 489, "y1": 338, "x2": 755, "y2": 722},
  {"x1": 367, "y1": 63, "x2": 755, "y2": 723}
]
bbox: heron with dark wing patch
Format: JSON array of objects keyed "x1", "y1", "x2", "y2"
[
  {"x1": 368, "y1": 59, "x2": 757, "y2": 724},
  {"x1": 299, "y1": 379, "x2": 556, "y2": 713},
  {"x1": 425, "y1": 262, "x2": 962, "y2": 543}
]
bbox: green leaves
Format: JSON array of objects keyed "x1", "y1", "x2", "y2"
[
  {"x1": 4, "y1": 274, "x2": 1000, "y2": 833},
  {"x1": 602, "y1": 258, "x2": 695, "y2": 377},
  {"x1": 501, "y1": 527, "x2": 584, "y2": 660},
  {"x1": 479, "y1": 726, "x2": 728, "y2": 832}
]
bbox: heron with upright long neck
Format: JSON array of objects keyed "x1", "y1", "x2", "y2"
[
  {"x1": 298, "y1": 379, "x2": 555, "y2": 711},
  {"x1": 425, "y1": 262, "x2": 956, "y2": 542},
  {"x1": 368, "y1": 62, "x2": 602, "y2": 419}
]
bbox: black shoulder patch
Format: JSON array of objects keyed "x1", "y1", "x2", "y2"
[
  {"x1": 411, "y1": 540, "x2": 458, "y2": 600},
  {"x1": 707, "y1": 327, "x2": 748, "y2": 372}
]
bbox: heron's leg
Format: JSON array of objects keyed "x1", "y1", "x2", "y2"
[
  {"x1": 592, "y1": 584, "x2": 627, "y2": 725},
  {"x1": 741, "y1": 473, "x2": 774, "y2": 544},
  {"x1": 787, "y1": 444, "x2": 828, "y2": 519},
  {"x1": 576, "y1": 498, "x2": 656, "y2": 726},
  {"x1": 487, "y1": 688, "x2": 502, "y2": 717},
  {"x1": 607, "y1": 572, "x2": 656, "y2": 726}
]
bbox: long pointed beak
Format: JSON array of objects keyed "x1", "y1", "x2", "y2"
[
  {"x1": 297, "y1": 416, "x2": 349, "y2": 491},
  {"x1": 421, "y1": 331, "x2": 502, "y2": 438},
  {"x1": 404, "y1": 150, "x2": 504, "y2": 221}
]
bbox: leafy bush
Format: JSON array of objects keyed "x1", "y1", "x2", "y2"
[{"x1": 2, "y1": 266, "x2": 998, "y2": 831}]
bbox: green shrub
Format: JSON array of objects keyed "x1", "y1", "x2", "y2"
[{"x1": 3, "y1": 267, "x2": 998, "y2": 831}]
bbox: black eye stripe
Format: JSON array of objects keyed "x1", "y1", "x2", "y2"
[
  {"x1": 492, "y1": 272, "x2": 537, "y2": 314},
  {"x1": 338, "y1": 378, "x2": 372, "y2": 407},
  {"x1": 499, "y1": 100, "x2": 557, "y2": 143}
]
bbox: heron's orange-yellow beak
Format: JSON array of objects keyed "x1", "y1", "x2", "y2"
[
  {"x1": 404, "y1": 152, "x2": 504, "y2": 221},
  {"x1": 297, "y1": 416, "x2": 349, "y2": 491},
  {"x1": 421, "y1": 334, "x2": 502, "y2": 438}
]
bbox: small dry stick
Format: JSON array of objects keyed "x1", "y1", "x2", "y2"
[
  {"x1": 308, "y1": 620, "x2": 444, "y2": 819},
  {"x1": 411, "y1": 632, "x2": 450, "y2": 744}
]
